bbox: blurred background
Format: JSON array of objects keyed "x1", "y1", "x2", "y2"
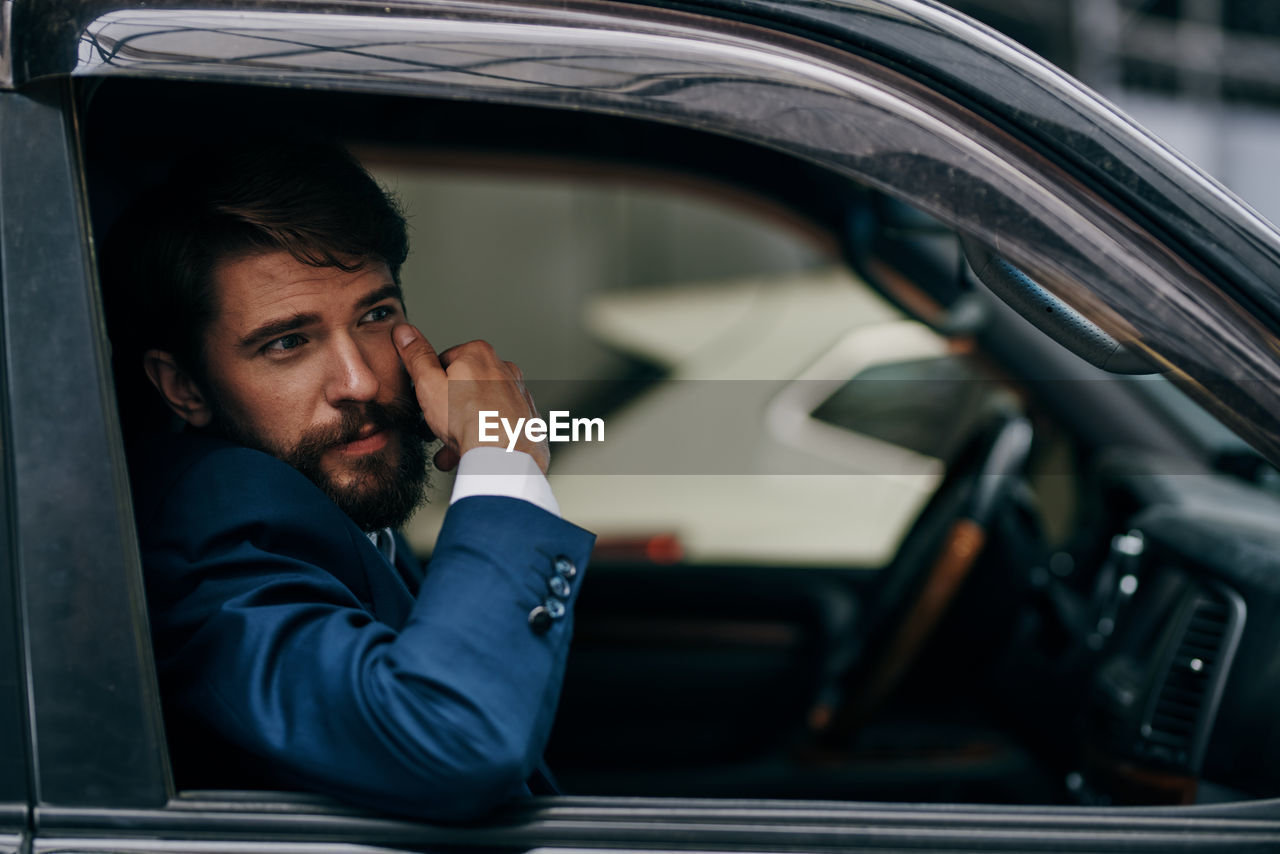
[{"x1": 949, "y1": 0, "x2": 1280, "y2": 224}]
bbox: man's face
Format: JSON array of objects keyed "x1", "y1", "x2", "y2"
[{"x1": 196, "y1": 250, "x2": 428, "y2": 531}]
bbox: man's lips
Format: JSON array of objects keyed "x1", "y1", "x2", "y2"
[{"x1": 334, "y1": 426, "x2": 390, "y2": 456}]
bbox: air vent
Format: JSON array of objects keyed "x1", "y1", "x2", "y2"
[{"x1": 1139, "y1": 591, "x2": 1239, "y2": 771}]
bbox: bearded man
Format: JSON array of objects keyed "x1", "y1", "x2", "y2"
[{"x1": 104, "y1": 143, "x2": 594, "y2": 821}]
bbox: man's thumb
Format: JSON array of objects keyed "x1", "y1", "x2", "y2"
[
  {"x1": 393, "y1": 323, "x2": 444, "y2": 384},
  {"x1": 394, "y1": 323, "x2": 422, "y2": 351}
]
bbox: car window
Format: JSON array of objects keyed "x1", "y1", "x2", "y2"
[
  {"x1": 71, "y1": 35, "x2": 1273, "y2": 820},
  {"x1": 371, "y1": 158, "x2": 1018, "y2": 568}
]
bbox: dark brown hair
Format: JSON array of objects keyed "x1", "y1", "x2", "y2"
[{"x1": 102, "y1": 142, "x2": 409, "y2": 431}]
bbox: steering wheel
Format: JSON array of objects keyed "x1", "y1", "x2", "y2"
[{"x1": 817, "y1": 412, "x2": 1034, "y2": 746}]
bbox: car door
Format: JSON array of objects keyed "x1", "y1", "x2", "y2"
[{"x1": 6, "y1": 0, "x2": 1280, "y2": 852}]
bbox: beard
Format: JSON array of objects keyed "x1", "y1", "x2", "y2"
[{"x1": 207, "y1": 393, "x2": 431, "y2": 532}]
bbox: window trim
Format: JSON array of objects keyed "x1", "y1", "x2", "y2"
[{"x1": 3, "y1": 78, "x2": 169, "y2": 809}]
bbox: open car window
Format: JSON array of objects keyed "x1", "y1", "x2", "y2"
[
  {"x1": 77, "y1": 72, "x2": 1260, "y2": 813},
  {"x1": 371, "y1": 156, "x2": 1021, "y2": 568}
]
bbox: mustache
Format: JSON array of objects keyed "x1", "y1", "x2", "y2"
[{"x1": 295, "y1": 394, "x2": 424, "y2": 453}]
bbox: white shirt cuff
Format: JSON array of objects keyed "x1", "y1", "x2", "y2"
[{"x1": 449, "y1": 446, "x2": 561, "y2": 518}]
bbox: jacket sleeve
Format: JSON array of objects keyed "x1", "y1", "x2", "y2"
[{"x1": 138, "y1": 444, "x2": 594, "y2": 821}]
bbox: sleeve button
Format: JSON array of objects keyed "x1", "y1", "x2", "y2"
[
  {"x1": 548, "y1": 574, "x2": 571, "y2": 599},
  {"x1": 528, "y1": 605, "x2": 553, "y2": 634},
  {"x1": 554, "y1": 556, "x2": 577, "y2": 580},
  {"x1": 544, "y1": 597, "x2": 566, "y2": 620}
]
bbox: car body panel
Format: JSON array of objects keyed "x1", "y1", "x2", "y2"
[{"x1": 26, "y1": 794, "x2": 1280, "y2": 851}]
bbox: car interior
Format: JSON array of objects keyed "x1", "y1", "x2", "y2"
[{"x1": 82, "y1": 76, "x2": 1280, "y2": 813}]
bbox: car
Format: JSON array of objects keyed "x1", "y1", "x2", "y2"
[{"x1": 8, "y1": 0, "x2": 1280, "y2": 851}]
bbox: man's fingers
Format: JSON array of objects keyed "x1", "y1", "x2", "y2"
[
  {"x1": 520, "y1": 382, "x2": 538, "y2": 419},
  {"x1": 436, "y1": 340, "x2": 496, "y2": 369},
  {"x1": 400, "y1": 335, "x2": 543, "y2": 466},
  {"x1": 393, "y1": 323, "x2": 446, "y2": 401},
  {"x1": 394, "y1": 323, "x2": 454, "y2": 443},
  {"x1": 504, "y1": 361, "x2": 537, "y2": 416},
  {"x1": 433, "y1": 445, "x2": 460, "y2": 472},
  {"x1": 394, "y1": 323, "x2": 443, "y2": 378},
  {"x1": 435, "y1": 342, "x2": 461, "y2": 368}
]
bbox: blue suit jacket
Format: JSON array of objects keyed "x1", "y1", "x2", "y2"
[{"x1": 129, "y1": 432, "x2": 594, "y2": 821}]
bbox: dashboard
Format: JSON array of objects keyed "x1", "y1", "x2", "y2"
[{"x1": 1075, "y1": 455, "x2": 1280, "y2": 803}]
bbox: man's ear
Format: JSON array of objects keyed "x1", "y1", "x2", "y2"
[{"x1": 143, "y1": 350, "x2": 213, "y2": 428}]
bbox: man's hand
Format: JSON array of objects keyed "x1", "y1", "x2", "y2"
[{"x1": 393, "y1": 323, "x2": 549, "y2": 474}]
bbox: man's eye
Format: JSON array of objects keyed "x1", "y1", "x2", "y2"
[
  {"x1": 362, "y1": 305, "x2": 396, "y2": 323},
  {"x1": 263, "y1": 334, "x2": 306, "y2": 354}
]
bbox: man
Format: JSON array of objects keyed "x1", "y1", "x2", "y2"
[{"x1": 103, "y1": 143, "x2": 594, "y2": 821}]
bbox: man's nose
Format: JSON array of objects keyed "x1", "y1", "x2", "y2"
[{"x1": 326, "y1": 337, "x2": 381, "y2": 404}]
